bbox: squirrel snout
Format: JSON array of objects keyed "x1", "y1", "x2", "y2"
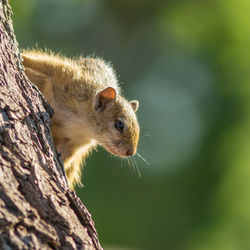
[{"x1": 126, "y1": 148, "x2": 136, "y2": 156}]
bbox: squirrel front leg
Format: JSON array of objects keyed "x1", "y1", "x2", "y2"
[{"x1": 57, "y1": 139, "x2": 96, "y2": 188}]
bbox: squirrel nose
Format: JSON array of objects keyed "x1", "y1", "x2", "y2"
[{"x1": 126, "y1": 149, "x2": 135, "y2": 156}]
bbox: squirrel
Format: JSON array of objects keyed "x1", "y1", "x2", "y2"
[{"x1": 21, "y1": 49, "x2": 140, "y2": 189}]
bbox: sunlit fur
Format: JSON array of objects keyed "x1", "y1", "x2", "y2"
[{"x1": 22, "y1": 49, "x2": 140, "y2": 188}]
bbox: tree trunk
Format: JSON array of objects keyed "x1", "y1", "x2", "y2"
[{"x1": 0, "y1": 1, "x2": 102, "y2": 249}]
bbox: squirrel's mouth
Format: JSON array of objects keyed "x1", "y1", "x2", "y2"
[
  {"x1": 104, "y1": 145, "x2": 134, "y2": 158},
  {"x1": 106, "y1": 147, "x2": 125, "y2": 157},
  {"x1": 101, "y1": 140, "x2": 136, "y2": 157},
  {"x1": 101, "y1": 143, "x2": 127, "y2": 157},
  {"x1": 107, "y1": 147, "x2": 119, "y2": 155}
]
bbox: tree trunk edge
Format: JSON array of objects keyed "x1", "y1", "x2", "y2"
[{"x1": 0, "y1": 1, "x2": 103, "y2": 249}]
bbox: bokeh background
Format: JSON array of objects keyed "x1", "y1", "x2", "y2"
[{"x1": 10, "y1": 0, "x2": 250, "y2": 249}]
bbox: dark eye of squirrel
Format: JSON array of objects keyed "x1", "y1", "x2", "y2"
[{"x1": 115, "y1": 120, "x2": 124, "y2": 132}]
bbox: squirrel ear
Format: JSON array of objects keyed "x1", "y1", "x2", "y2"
[
  {"x1": 95, "y1": 87, "x2": 116, "y2": 112},
  {"x1": 130, "y1": 100, "x2": 139, "y2": 112}
]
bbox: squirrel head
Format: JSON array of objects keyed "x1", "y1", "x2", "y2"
[
  {"x1": 75, "y1": 58, "x2": 140, "y2": 157},
  {"x1": 91, "y1": 86, "x2": 140, "y2": 157}
]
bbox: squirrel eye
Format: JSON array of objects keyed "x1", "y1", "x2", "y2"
[{"x1": 115, "y1": 120, "x2": 124, "y2": 132}]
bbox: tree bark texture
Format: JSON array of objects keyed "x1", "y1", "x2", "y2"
[{"x1": 0, "y1": 1, "x2": 102, "y2": 249}]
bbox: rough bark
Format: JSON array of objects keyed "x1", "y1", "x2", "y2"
[{"x1": 0, "y1": 1, "x2": 102, "y2": 249}]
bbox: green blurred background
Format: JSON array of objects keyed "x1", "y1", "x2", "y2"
[{"x1": 10, "y1": 0, "x2": 250, "y2": 249}]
